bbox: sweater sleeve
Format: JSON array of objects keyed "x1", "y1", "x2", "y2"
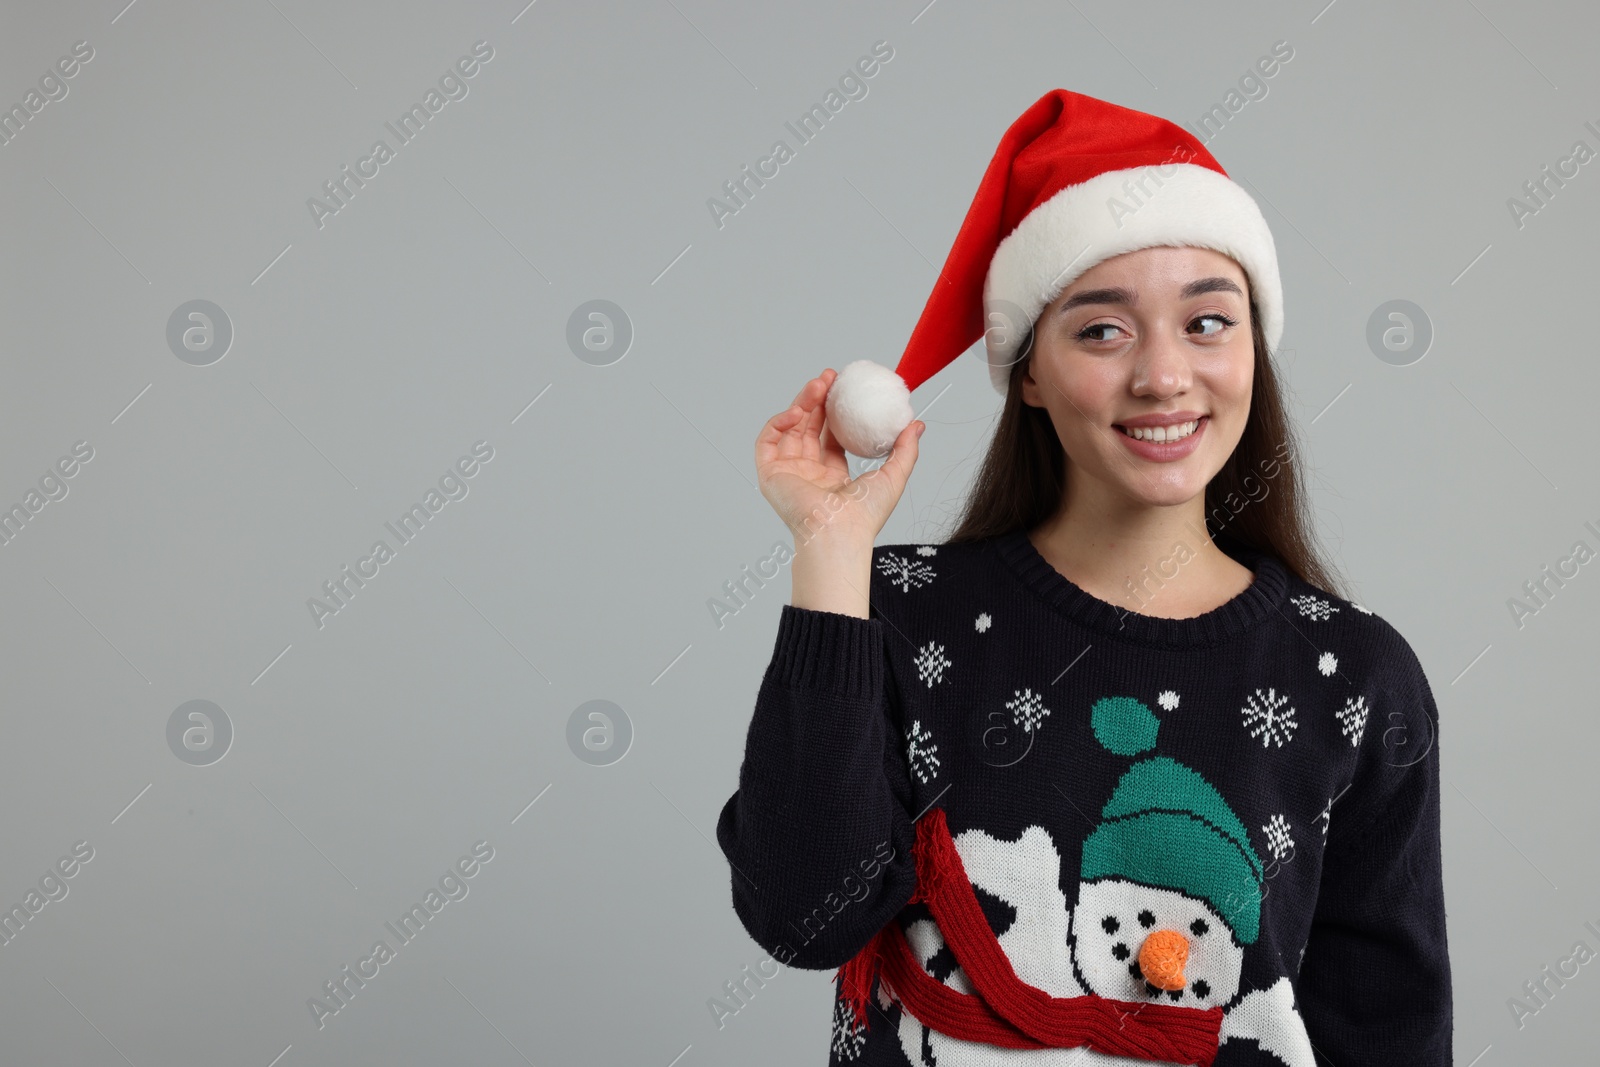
[
  {"x1": 715, "y1": 601, "x2": 919, "y2": 970},
  {"x1": 1296, "y1": 637, "x2": 1453, "y2": 1065}
]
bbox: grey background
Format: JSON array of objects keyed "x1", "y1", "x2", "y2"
[{"x1": 0, "y1": 0, "x2": 1594, "y2": 1063}]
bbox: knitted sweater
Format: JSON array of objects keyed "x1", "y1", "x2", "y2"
[{"x1": 716, "y1": 531, "x2": 1452, "y2": 1066}]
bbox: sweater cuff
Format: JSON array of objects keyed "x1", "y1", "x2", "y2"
[{"x1": 767, "y1": 604, "x2": 885, "y2": 702}]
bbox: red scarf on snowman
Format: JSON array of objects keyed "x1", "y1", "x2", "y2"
[{"x1": 835, "y1": 805, "x2": 1223, "y2": 1066}]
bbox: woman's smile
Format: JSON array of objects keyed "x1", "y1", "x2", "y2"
[{"x1": 1113, "y1": 414, "x2": 1209, "y2": 461}]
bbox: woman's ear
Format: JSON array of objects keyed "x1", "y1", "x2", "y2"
[{"x1": 1018, "y1": 356, "x2": 1043, "y2": 409}]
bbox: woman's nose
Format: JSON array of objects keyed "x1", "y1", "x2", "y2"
[
  {"x1": 1137, "y1": 928, "x2": 1189, "y2": 991},
  {"x1": 1131, "y1": 332, "x2": 1191, "y2": 399}
]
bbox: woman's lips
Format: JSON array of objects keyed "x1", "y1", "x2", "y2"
[{"x1": 1113, "y1": 415, "x2": 1208, "y2": 461}]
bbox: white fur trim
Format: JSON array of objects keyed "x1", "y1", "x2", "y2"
[
  {"x1": 824, "y1": 359, "x2": 914, "y2": 459},
  {"x1": 981, "y1": 163, "x2": 1282, "y2": 394}
]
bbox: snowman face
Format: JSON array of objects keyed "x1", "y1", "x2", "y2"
[{"x1": 1070, "y1": 878, "x2": 1244, "y2": 1008}]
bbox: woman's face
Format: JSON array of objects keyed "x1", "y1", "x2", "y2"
[{"x1": 1019, "y1": 245, "x2": 1255, "y2": 510}]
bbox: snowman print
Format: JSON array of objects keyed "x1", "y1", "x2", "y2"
[{"x1": 885, "y1": 696, "x2": 1316, "y2": 1067}]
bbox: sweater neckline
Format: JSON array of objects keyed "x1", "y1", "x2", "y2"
[{"x1": 993, "y1": 528, "x2": 1289, "y2": 648}]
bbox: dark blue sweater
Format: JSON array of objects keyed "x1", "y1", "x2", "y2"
[{"x1": 716, "y1": 531, "x2": 1452, "y2": 1066}]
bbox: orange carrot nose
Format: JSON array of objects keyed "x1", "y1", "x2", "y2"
[{"x1": 1138, "y1": 929, "x2": 1189, "y2": 991}]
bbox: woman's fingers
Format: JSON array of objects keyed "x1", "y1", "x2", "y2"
[
  {"x1": 787, "y1": 369, "x2": 835, "y2": 416},
  {"x1": 758, "y1": 404, "x2": 802, "y2": 446},
  {"x1": 871, "y1": 418, "x2": 924, "y2": 496},
  {"x1": 756, "y1": 407, "x2": 809, "y2": 473},
  {"x1": 818, "y1": 415, "x2": 844, "y2": 465},
  {"x1": 786, "y1": 374, "x2": 817, "y2": 412},
  {"x1": 768, "y1": 370, "x2": 836, "y2": 462},
  {"x1": 759, "y1": 369, "x2": 849, "y2": 465},
  {"x1": 758, "y1": 371, "x2": 843, "y2": 465},
  {"x1": 799, "y1": 370, "x2": 837, "y2": 443}
]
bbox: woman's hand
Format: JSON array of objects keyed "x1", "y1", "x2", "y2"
[{"x1": 756, "y1": 368, "x2": 923, "y2": 551}]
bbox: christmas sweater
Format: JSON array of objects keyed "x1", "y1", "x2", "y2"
[{"x1": 716, "y1": 531, "x2": 1452, "y2": 1066}]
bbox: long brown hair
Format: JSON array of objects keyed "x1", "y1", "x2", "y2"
[{"x1": 943, "y1": 297, "x2": 1351, "y2": 600}]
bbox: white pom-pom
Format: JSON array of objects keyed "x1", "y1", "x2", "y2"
[{"x1": 824, "y1": 360, "x2": 914, "y2": 459}]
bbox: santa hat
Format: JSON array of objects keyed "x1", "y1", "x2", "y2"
[{"x1": 824, "y1": 88, "x2": 1284, "y2": 459}]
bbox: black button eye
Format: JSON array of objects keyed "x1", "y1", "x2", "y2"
[
  {"x1": 1190, "y1": 918, "x2": 1209, "y2": 936},
  {"x1": 1137, "y1": 909, "x2": 1155, "y2": 928},
  {"x1": 1101, "y1": 915, "x2": 1119, "y2": 934}
]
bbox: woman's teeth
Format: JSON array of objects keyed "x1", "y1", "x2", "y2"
[{"x1": 1118, "y1": 419, "x2": 1200, "y2": 443}]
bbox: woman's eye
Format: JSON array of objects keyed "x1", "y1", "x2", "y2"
[
  {"x1": 1191, "y1": 314, "x2": 1237, "y2": 336},
  {"x1": 1076, "y1": 323, "x2": 1126, "y2": 343},
  {"x1": 1076, "y1": 314, "x2": 1237, "y2": 344}
]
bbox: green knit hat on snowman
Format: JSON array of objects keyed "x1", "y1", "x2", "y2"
[{"x1": 1079, "y1": 696, "x2": 1267, "y2": 944}]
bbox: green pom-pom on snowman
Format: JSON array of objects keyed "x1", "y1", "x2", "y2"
[{"x1": 1090, "y1": 695, "x2": 1162, "y2": 756}]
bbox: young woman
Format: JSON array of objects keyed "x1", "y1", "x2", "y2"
[{"x1": 716, "y1": 90, "x2": 1451, "y2": 1067}]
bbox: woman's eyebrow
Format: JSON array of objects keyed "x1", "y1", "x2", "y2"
[
  {"x1": 1180, "y1": 276, "x2": 1246, "y2": 300},
  {"x1": 1055, "y1": 276, "x2": 1244, "y2": 313}
]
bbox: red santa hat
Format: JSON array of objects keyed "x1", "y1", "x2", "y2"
[{"x1": 824, "y1": 88, "x2": 1284, "y2": 459}]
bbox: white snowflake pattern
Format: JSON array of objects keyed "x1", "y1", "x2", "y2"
[
  {"x1": 876, "y1": 552, "x2": 935, "y2": 593},
  {"x1": 916, "y1": 544, "x2": 938, "y2": 556},
  {"x1": 1241, "y1": 687, "x2": 1297, "y2": 747},
  {"x1": 1007, "y1": 688, "x2": 1051, "y2": 733},
  {"x1": 1315, "y1": 796, "x2": 1333, "y2": 837},
  {"x1": 1350, "y1": 602, "x2": 1374, "y2": 615},
  {"x1": 1336, "y1": 694, "x2": 1369, "y2": 747},
  {"x1": 907, "y1": 720, "x2": 941, "y2": 783},
  {"x1": 975, "y1": 612, "x2": 992, "y2": 633},
  {"x1": 1157, "y1": 690, "x2": 1180, "y2": 711},
  {"x1": 1289, "y1": 594, "x2": 1339, "y2": 621},
  {"x1": 1317, "y1": 651, "x2": 1338, "y2": 676},
  {"x1": 1262, "y1": 814, "x2": 1294, "y2": 861},
  {"x1": 831, "y1": 995, "x2": 866, "y2": 1060},
  {"x1": 912, "y1": 641, "x2": 953, "y2": 688}
]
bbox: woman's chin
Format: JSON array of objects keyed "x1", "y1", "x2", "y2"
[{"x1": 1108, "y1": 475, "x2": 1209, "y2": 510}]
